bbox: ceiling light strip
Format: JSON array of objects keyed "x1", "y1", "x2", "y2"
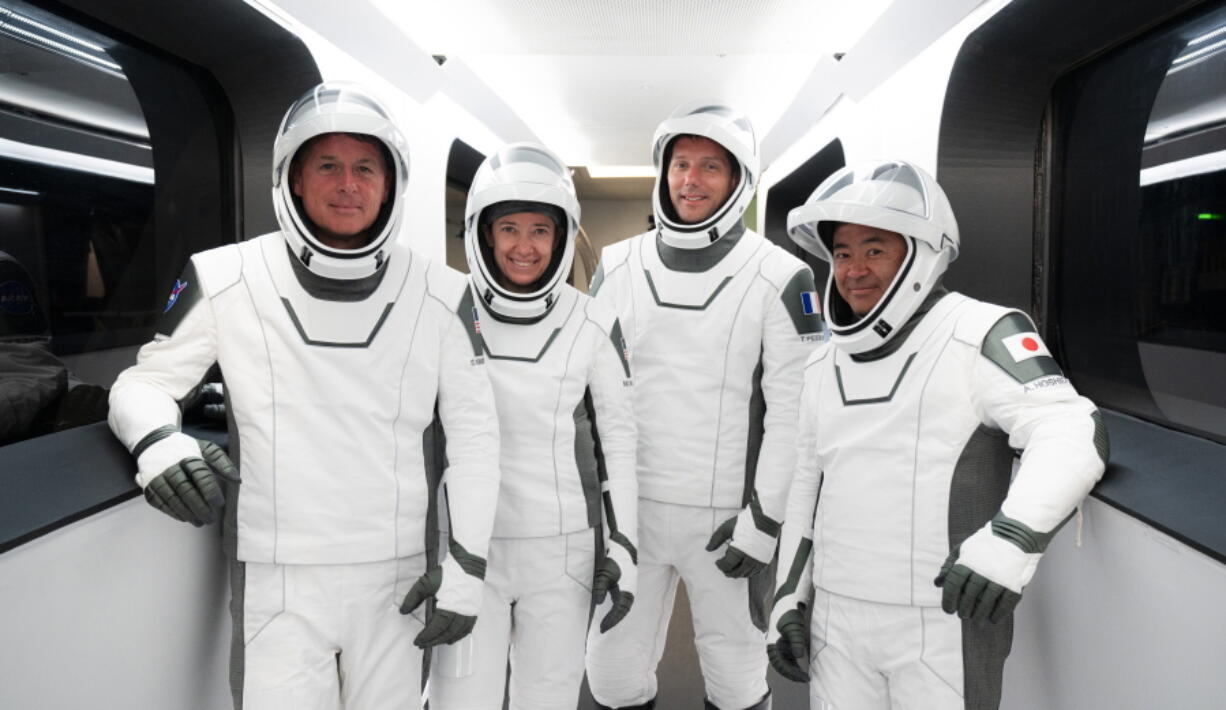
[
  {"x1": 1173, "y1": 36, "x2": 1226, "y2": 65},
  {"x1": 0, "y1": 136, "x2": 154, "y2": 184},
  {"x1": 1189, "y1": 25, "x2": 1226, "y2": 47},
  {"x1": 586, "y1": 165, "x2": 656, "y2": 179},
  {"x1": 0, "y1": 24, "x2": 121, "y2": 72},
  {"x1": 1139, "y1": 148, "x2": 1226, "y2": 187},
  {"x1": 0, "y1": 7, "x2": 106, "y2": 52}
]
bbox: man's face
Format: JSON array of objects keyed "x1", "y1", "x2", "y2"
[
  {"x1": 666, "y1": 136, "x2": 737, "y2": 224},
  {"x1": 290, "y1": 133, "x2": 390, "y2": 248},
  {"x1": 486, "y1": 212, "x2": 557, "y2": 292},
  {"x1": 831, "y1": 223, "x2": 909, "y2": 317}
]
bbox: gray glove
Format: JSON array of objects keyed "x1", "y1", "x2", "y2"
[
  {"x1": 592, "y1": 556, "x2": 635, "y2": 633},
  {"x1": 935, "y1": 513, "x2": 1051, "y2": 624},
  {"x1": 934, "y1": 547, "x2": 1020, "y2": 623},
  {"x1": 144, "y1": 440, "x2": 236, "y2": 527},
  {"x1": 181, "y1": 381, "x2": 226, "y2": 425},
  {"x1": 399, "y1": 565, "x2": 478, "y2": 648},
  {"x1": 767, "y1": 607, "x2": 809, "y2": 682},
  {"x1": 706, "y1": 516, "x2": 768, "y2": 578}
]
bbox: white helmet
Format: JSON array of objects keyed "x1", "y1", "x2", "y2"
[
  {"x1": 464, "y1": 142, "x2": 580, "y2": 321},
  {"x1": 651, "y1": 101, "x2": 759, "y2": 249},
  {"x1": 787, "y1": 160, "x2": 959, "y2": 354},
  {"x1": 272, "y1": 82, "x2": 409, "y2": 281}
]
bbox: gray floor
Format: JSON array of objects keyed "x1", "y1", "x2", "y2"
[{"x1": 575, "y1": 582, "x2": 810, "y2": 709}]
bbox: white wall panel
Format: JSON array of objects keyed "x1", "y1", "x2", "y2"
[{"x1": 0, "y1": 500, "x2": 231, "y2": 710}]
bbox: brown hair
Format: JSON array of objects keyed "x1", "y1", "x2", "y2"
[{"x1": 289, "y1": 132, "x2": 393, "y2": 180}]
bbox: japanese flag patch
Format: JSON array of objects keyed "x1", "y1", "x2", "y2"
[
  {"x1": 800, "y1": 290, "x2": 820, "y2": 315},
  {"x1": 1001, "y1": 332, "x2": 1050, "y2": 362}
]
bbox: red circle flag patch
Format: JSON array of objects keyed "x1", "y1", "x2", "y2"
[{"x1": 1002, "y1": 332, "x2": 1052, "y2": 362}]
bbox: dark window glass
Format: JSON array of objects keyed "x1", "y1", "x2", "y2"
[
  {"x1": 1054, "y1": 2, "x2": 1226, "y2": 444},
  {"x1": 0, "y1": 1, "x2": 162, "y2": 444},
  {"x1": 764, "y1": 139, "x2": 845, "y2": 287}
]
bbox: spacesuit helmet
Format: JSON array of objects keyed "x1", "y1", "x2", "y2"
[
  {"x1": 651, "y1": 101, "x2": 759, "y2": 249},
  {"x1": 272, "y1": 82, "x2": 409, "y2": 281},
  {"x1": 464, "y1": 142, "x2": 579, "y2": 321},
  {"x1": 787, "y1": 160, "x2": 959, "y2": 354}
]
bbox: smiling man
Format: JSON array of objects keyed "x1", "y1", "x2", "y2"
[
  {"x1": 830, "y1": 222, "x2": 908, "y2": 316},
  {"x1": 585, "y1": 102, "x2": 822, "y2": 710},
  {"x1": 769, "y1": 161, "x2": 1108, "y2": 710},
  {"x1": 666, "y1": 134, "x2": 737, "y2": 224},
  {"x1": 290, "y1": 132, "x2": 390, "y2": 248},
  {"x1": 106, "y1": 83, "x2": 500, "y2": 710}
]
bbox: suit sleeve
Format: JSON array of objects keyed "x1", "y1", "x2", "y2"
[
  {"x1": 752, "y1": 265, "x2": 822, "y2": 530},
  {"x1": 108, "y1": 260, "x2": 219, "y2": 482},
  {"x1": 436, "y1": 288, "x2": 501, "y2": 570},
  {"x1": 771, "y1": 357, "x2": 823, "y2": 624},
  {"x1": 972, "y1": 313, "x2": 1108, "y2": 538},
  {"x1": 588, "y1": 316, "x2": 638, "y2": 566},
  {"x1": 589, "y1": 247, "x2": 635, "y2": 362}
]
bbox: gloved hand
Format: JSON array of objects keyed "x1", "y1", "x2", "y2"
[
  {"x1": 705, "y1": 501, "x2": 779, "y2": 578},
  {"x1": 935, "y1": 516, "x2": 1044, "y2": 623},
  {"x1": 400, "y1": 554, "x2": 482, "y2": 648},
  {"x1": 182, "y1": 381, "x2": 226, "y2": 425},
  {"x1": 135, "y1": 431, "x2": 236, "y2": 527},
  {"x1": 593, "y1": 537, "x2": 637, "y2": 633},
  {"x1": 767, "y1": 605, "x2": 809, "y2": 683}
]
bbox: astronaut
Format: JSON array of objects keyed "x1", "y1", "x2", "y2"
[
  {"x1": 585, "y1": 102, "x2": 822, "y2": 710},
  {"x1": 768, "y1": 161, "x2": 1108, "y2": 709},
  {"x1": 426, "y1": 142, "x2": 638, "y2": 710},
  {"x1": 106, "y1": 82, "x2": 500, "y2": 710}
]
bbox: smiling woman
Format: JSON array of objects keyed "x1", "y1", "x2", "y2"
[{"x1": 486, "y1": 208, "x2": 558, "y2": 292}]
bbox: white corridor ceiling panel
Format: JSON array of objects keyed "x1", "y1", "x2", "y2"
[{"x1": 373, "y1": 0, "x2": 893, "y2": 167}]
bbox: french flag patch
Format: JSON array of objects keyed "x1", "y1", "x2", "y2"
[
  {"x1": 1002, "y1": 332, "x2": 1050, "y2": 362},
  {"x1": 471, "y1": 306, "x2": 482, "y2": 334},
  {"x1": 800, "y1": 291, "x2": 819, "y2": 315}
]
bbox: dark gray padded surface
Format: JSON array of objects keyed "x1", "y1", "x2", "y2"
[
  {"x1": 1093, "y1": 411, "x2": 1226, "y2": 564},
  {"x1": 0, "y1": 421, "x2": 226, "y2": 553}
]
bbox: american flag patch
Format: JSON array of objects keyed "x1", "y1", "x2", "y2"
[
  {"x1": 800, "y1": 291, "x2": 819, "y2": 315},
  {"x1": 471, "y1": 306, "x2": 482, "y2": 334}
]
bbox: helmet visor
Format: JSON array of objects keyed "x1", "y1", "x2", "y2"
[
  {"x1": 280, "y1": 83, "x2": 393, "y2": 138},
  {"x1": 810, "y1": 161, "x2": 930, "y2": 221},
  {"x1": 487, "y1": 144, "x2": 569, "y2": 179}
]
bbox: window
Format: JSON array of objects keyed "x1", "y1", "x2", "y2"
[
  {"x1": 0, "y1": 0, "x2": 233, "y2": 445},
  {"x1": 1, "y1": 1, "x2": 158, "y2": 354},
  {"x1": 764, "y1": 139, "x2": 845, "y2": 285},
  {"x1": 444, "y1": 139, "x2": 484, "y2": 275},
  {"x1": 1053, "y1": 2, "x2": 1226, "y2": 444}
]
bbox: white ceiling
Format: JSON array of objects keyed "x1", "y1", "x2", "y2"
[{"x1": 372, "y1": 0, "x2": 893, "y2": 169}]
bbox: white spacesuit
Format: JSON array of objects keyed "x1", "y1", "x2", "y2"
[
  {"x1": 769, "y1": 161, "x2": 1108, "y2": 709},
  {"x1": 584, "y1": 102, "x2": 822, "y2": 710},
  {"x1": 107, "y1": 83, "x2": 500, "y2": 710},
  {"x1": 426, "y1": 143, "x2": 638, "y2": 710}
]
